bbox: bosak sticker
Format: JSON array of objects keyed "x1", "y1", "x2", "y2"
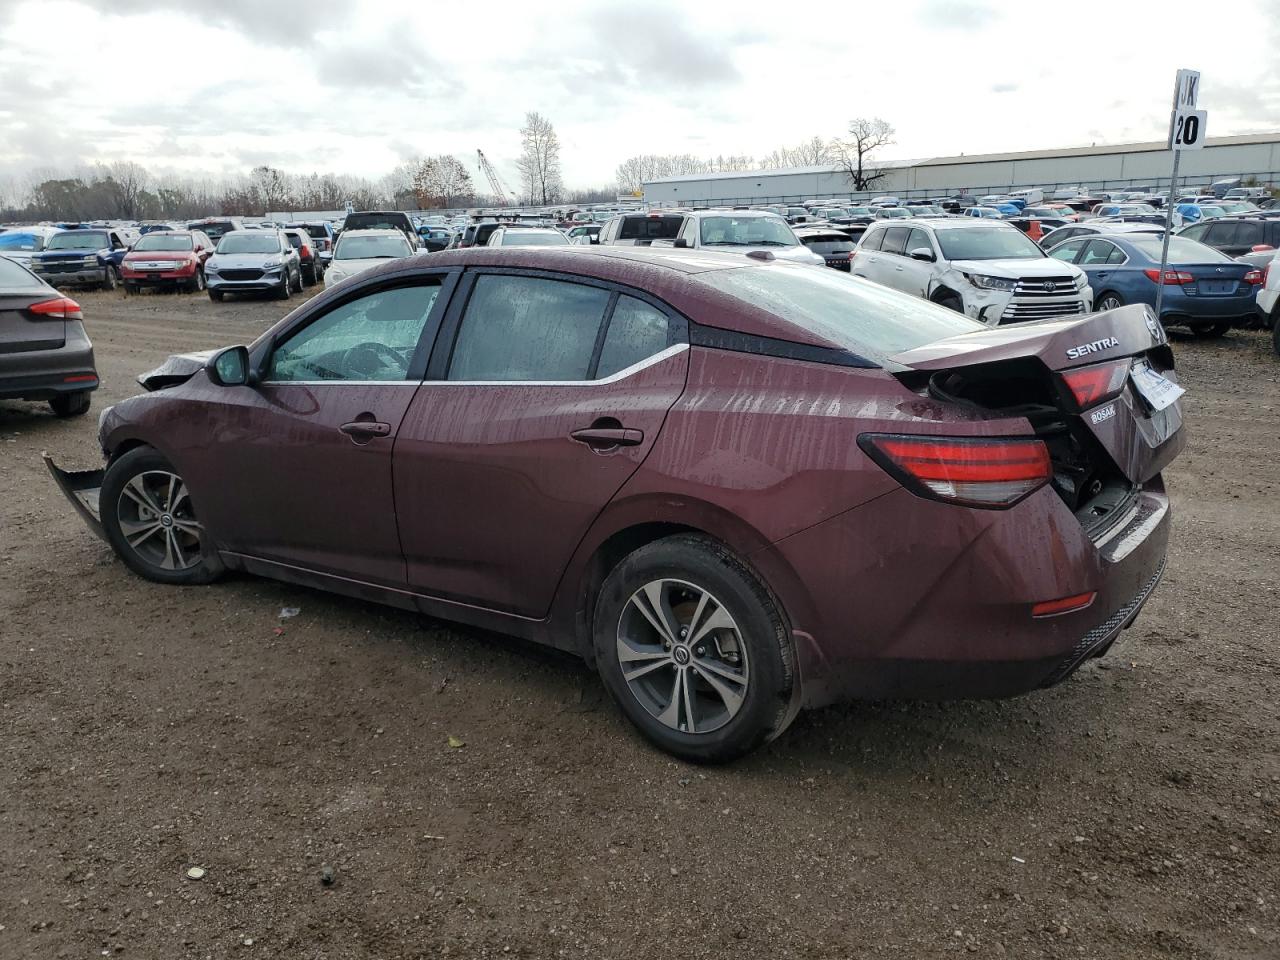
[{"x1": 1090, "y1": 403, "x2": 1117, "y2": 425}]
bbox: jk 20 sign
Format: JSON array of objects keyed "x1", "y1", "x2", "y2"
[{"x1": 1168, "y1": 69, "x2": 1207, "y2": 152}]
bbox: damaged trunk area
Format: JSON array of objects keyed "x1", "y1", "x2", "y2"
[{"x1": 923, "y1": 358, "x2": 1136, "y2": 537}]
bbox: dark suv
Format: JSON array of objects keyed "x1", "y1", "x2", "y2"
[
  {"x1": 597, "y1": 213, "x2": 685, "y2": 246},
  {"x1": 450, "y1": 222, "x2": 506, "y2": 249},
  {"x1": 1179, "y1": 217, "x2": 1280, "y2": 269},
  {"x1": 284, "y1": 228, "x2": 325, "y2": 285},
  {"x1": 793, "y1": 226, "x2": 858, "y2": 271},
  {"x1": 340, "y1": 211, "x2": 419, "y2": 250}
]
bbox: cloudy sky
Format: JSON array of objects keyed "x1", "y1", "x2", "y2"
[{"x1": 1, "y1": 0, "x2": 1278, "y2": 190}]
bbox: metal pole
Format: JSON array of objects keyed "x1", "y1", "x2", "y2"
[{"x1": 1155, "y1": 147, "x2": 1181, "y2": 318}]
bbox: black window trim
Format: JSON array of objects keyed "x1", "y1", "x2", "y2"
[{"x1": 425, "y1": 266, "x2": 690, "y2": 383}]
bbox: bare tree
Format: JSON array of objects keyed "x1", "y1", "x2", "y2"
[
  {"x1": 516, "y1": 111, "x2": 563, "y2": 205},
  {"x1": 834, "y1": 118, "x2": 895, "y2": 191},
  {"x1": 250, "y1": 165, "x2": 292, "y2": 214},
  {"x1": 788, "y1": 135, "x2": 835, "y2": 167},
  {"x1": 101, "y1": 161, "x2": 149, "y2": 219},
  {"x1": 411, "y1": 155, "x2": 475, "y2": 209}
]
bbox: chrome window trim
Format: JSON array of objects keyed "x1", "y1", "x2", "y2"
[{"x1": 260, "y1": 344, "x2": 689, "y2": 388}]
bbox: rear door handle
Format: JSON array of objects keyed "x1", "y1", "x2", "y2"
[
  {"x1": 339, "y1": 419, "x2": 391, "y2": 442},
  {"x1": 570, "y1": 427, "x2": 644, "y2": 449}
]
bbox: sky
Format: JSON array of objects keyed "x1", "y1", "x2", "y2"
[{"x1": 1, "y1": 0, "x2": 1278, "y2": 191}]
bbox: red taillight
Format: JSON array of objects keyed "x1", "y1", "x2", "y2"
[
  {"x1": 1060, "y1": 358, "x2": 1131, "y2": 408},
  {"x1": 1142, "y1": 268, "x2": 1194, "y2": 285},
  {"x1": 1264, "y1": 263, "x2": 1272, "y2": 287},
  {"x1": 1031, "y1": 592, "x2": 1097, "y2": 618},
  {"x1": 848, "y1": 250, "x2": 856, "y2": 262},
  {"x1": 302, "y1": 244, "x2": 312, "y2": 258},
  {"x1": 858, "y1": 434, "x2": 1052, "y2": 508},
  {"x1": 29, "y1": 297, "x2": 83, "y2": 320},
  {"x1": 1244, "y1": 269, "x2": 1263, "y2": 285}
]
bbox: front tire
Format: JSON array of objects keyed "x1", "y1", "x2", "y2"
[
  {"x1": 208, "y1": 288, "x2": 224, "y2": 302},
  {"x1": 275, "y1": 271, "x2": 291, "y2": 300},
  {"x1": 100, "y1": 447, "x2": 224, "y2": 585},
  {"x1": 936, "y1": 292, "x2": 964, "y2": 313},
  {"x1": 101, "y1": 265, "x2": 119, "y2": 291},
  {"x1": 188, "y1": 269, "x2": 206, "y2": 293},
  {"x1": 49, "y1": 391, "x2": 91, "y2": 418},
  {"x1": 593, "y1": 534, "x2": 795, "y2": 763}
]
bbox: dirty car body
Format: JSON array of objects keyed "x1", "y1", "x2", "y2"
[{"x1": 48, "y1": 247, "x2": 1184, "y2": 762}]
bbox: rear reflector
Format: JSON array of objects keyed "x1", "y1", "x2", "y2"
[
  {"x1": 1060, "y1": 358, "x2": 1131, "y2": 408},
  {"x1": 29, "y1": 297, "x2": 83, "y2": 320},
  {"x1": 1032, "y1": 592, "x2": 1097, "y2": 618},
  {"x1": 858, "y1": 434, "x2": 1051, "y2": 508},
  {"x1": 1142, "y1": 268, "x2": 1193, "y2": 285},
  {"x1": 62, "y1": 374, "x2": 97, "y2": 383}
]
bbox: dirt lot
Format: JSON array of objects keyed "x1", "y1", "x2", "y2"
[{"x1": 2, "y1": 285, "x2": 1279, "y2": 960}]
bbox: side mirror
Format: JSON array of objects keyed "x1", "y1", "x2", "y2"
[
  {"x1": 319, "y1": 251, "x2": 333, "y2": 263},
  {"x1": 207, "y1": 345, "x2": 251, "y2": 387},
  {"x1": 673, "y1": 238, "x2": 690, "y2": 249},
  {"x1": 572, "y1": 235, "x2": 594, "y2": 246},
  {"x1": 908, "y1": 247, "x2": 936, "y2": 262}
]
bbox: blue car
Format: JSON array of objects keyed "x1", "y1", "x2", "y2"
[
  {"x1": 1048, "y1": 231, "x2": 1262, "y2": 337},
  {"x1": 29, "y1": 227, "x2": 132, "y2": 290}
]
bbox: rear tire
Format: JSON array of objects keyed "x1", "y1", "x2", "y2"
[
  {"x1": 593, "y1": 534, "x2": 796, "y2": 764},
  {"x1": 1191, "y1": 321, "x2": 1231, "y2": 338},
  {"x1": 49, "y1": 391, "x2": 91, "y2": 418},
  {"x1": 1096, "y1": 292, "x2": 1124, "y2": 311},
  {"x1": 100, "y1": 446, "x2": 224, "y2": 586}
]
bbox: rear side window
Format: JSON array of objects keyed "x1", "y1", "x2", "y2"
[
  {"x1": 1203, "y1": 222, "x2": 1238, "y2": 246},
  {"x1": 448, "y1": 275, "x2": 611, "y2": 381},
  {"x1": 881, "y1": 227, "x2": 910, "y2": 255},
  {"x1": 619, "y1": 216, "x2": 683, "y2": 240},
  {"x1": 860, "y1": 228, "x2": 884, "y2": 251},
  {"x1": 597, "y1": 296, "x2": 672, "y2": 378},
  {"x1": 1235, "y1": 222, "x2": 1263, "y2": 245}
]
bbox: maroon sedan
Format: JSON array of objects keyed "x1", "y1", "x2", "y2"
[{"x1": 47, "y1": 247, "x2": 1184, "y2": 762}]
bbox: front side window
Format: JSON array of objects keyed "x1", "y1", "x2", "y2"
[
  {"x1": 448, "y1": 275, "x2": 610, "y2": 381},
  {"x1": 906, "y1": 228, "x2": 934, "y2": 256},
  {"x1": 267, "y1": 283, "x2": 440, "y2": 382},
  {"x1": 1080, "y1": 241, "x2": 1119, "y2": 266},
  {"x1": 597, "y1": 296, "x2": 672, "y2": 378}
]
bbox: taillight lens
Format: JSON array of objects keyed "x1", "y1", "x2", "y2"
[
  {"x1": 302, "y1": 245, "x2": 312, "y2": 258},
  {"x1": 1142, "y1": 268, "x2": 1194, "y2": 285},
  {"x1": 858, "y1": 434, "x2": 1051, "y2": 509},
  {"x1": 29, "y1": 297, "x2": 83, "y2": 320},
  {"x1": 1060, "y1": 358, "x2": 1131, "y2": 408},
  {"x1": 1244, "y1": 269, "x2": 1263, "y2": 285}
]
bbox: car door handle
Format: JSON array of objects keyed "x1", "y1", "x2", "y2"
[
  {"x1": 1094, "y1": 271, "x2": 1109, "y2": 278},
  {"x1": 570, "y1": 427, "x2": 644, "y2": 448},
  {"x1": 339, "y1": 419, "x2": 391, "y2": 442}
]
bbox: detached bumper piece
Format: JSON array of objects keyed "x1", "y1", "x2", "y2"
[{"x1": 43, "y1": 453, "x2": 106, "y2": 542}]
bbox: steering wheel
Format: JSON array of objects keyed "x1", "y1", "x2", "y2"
[{"x1": 340, "y1": 341, "x2": 404, "y2": 378}]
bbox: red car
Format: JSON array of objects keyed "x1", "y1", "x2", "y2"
[
  {"x1": 121, "y1": 230, "x2": 215, "y2": 294},
  {"x1": 47, "y1": 247, "x2": 1185, "y2": 762}
]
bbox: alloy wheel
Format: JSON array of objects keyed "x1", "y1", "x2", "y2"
[
  {"x1": 115, "y1": 470, "x2": 203, "y2": 571},
  {"x1": 616, "y1": 578, "x2": 750, "y2": 734}
]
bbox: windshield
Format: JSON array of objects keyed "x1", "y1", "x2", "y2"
[
  {"x1": 335, "y1": 235, "x2": 411, "y2": 260},
  {"x1": 499, "y1": 230, "x2": 569, "y2": 246},
  {"x1": 133, "y1": 234, "x2": 193, "y2": 252},
  {"x1": 699, "y1": 216, "x2": 798, "y2": 247},
  {"x1": 801, "y1": 237, "x2": 855, "y2": 254},
  {"x1": 699, "y1": 264, "x2": 983, "y2": 364},
  {"x1": 1126, "y1": 235, "x2": 1233, "y2": 264},
  {"x1": 879, "y1": 208, "x2": 910, "y2": 218},
  {"x1": 936, "y1": 226, "x2": 1044, "y2": 260},
  {"x1": 0, "y1": 232, "x2": 45, "y2": 251},
  {"x1": 217, "y1": 233, "x2": 281, "y2": 254},
  {"x1": 1217, "y1": 202, "x2": 1255, "y2": 213},
  {"x1": 46, "y1": 231, "x2": 108, "y2": 251},
  {"x1": 846, "y1": 207, "x2": 873, "y2": 215},
  {"x1": 345, "y1": 214, "x2": 408, "y2": 232},
  {"x1": 1197, "y1": 206, "x2": 1226, "y2": 219}
]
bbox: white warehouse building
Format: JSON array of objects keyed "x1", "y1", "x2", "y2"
[{"x1": 641, "y1": 133, "x2": 1280, "y2": 205}]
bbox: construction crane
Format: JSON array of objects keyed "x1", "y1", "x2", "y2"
[{"x1": 476, "y1": 149, "x2": 517, "y2": 207}]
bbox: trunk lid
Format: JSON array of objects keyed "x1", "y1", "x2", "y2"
[
  {"x1": 890, "y1": 304, "x2": 1185, "y2": 535},
  {"x1": 0, "y1": 294, "x2": 66, "y2": 353}
]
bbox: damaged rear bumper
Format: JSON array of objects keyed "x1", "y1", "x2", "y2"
[{"x1": 43, "y1": 453, "x2": 106, "y2": 542}]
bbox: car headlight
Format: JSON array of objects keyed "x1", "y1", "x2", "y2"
[
  {"x1": 327, "y1": 269, "x2": 345, "y2": 283},
  {"x1": 964, "y1": 273, "x2": 1017, "y2": 291},
  {"x1": 204, "y1": 261, "x2": 219, "y2": 273},
  {"x1": 83, "y1": 256, "x2": 99, "y2": 265},
  {"x1": 261, "y1": 260, "x2": 281, "y2": 270}
]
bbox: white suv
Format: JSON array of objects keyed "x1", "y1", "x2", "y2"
[{"x1": 852, "y1": 218, "x2": 1093, "y2": 325}]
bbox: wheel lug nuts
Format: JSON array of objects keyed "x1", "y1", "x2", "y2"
[{"x1": 695, "y1": 647, "x2": 705, "y2": 656}]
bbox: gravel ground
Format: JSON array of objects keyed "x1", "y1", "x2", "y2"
[{"x1": 2, "y1": 286, "x2": 1278, "y2": 959}]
